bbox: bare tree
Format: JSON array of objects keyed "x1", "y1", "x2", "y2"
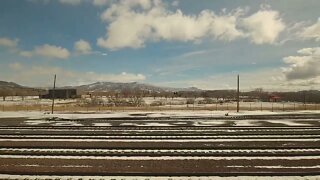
[{"x1": 0, "y1": 89, "x2": 11, "y2": 101}]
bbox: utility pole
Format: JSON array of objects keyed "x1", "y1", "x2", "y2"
[
  {"x1": 237, "y1": 74, "x2": 240, "y2": 112},
  {"x1": 51, "y1": 74, "x2": 56, "y2": 114}
]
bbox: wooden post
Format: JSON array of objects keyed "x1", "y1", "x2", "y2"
[
  {"x1": 303, "y1": 91, "x2": 306, "y2": 110},
  {"x1": 193, "y1": 101, "x2": 195, "y2": 111},
  {"x1": 51, "y1": 74, "x2": 56, "y2": 114},
  {"x1": 237, "y1": 74, "x2": 240, "y2": 112}
]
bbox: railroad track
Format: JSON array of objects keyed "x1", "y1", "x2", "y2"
[
  {"x1": 0, "y1": 118, "x2": 319, "y2": 177},
  {"x1": 1, "y1": 148, "x2": 320, "y2": 156},
  {"x1": 1, "y1": 134, "x2": 320, "y2": 139}
]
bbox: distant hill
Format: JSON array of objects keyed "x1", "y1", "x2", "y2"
[
  {"x1": 0, "y1": 81, "x2": 24, "y2": 89},
  {"x1": 0, "y1": 80, "x2": 202, "y2": 96},
  {"x1": 0, "y1": 81, "x2": 44, "y2": 96},
  {"x1": 69, "y1": 82, "x2": 202, "y2": 93}
]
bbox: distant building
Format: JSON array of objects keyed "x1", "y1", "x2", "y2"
[
  {"x1": 269, "y1": 94, "x2": 281, "y2": 102},
  {"x1": 240, "y1": 95, "x2": 260, "y2": 102},
  {"x1": 41, "y1": 88, "x2": 77, "y2": 99}
]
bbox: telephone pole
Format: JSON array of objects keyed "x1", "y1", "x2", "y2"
[
  {"x1": 51, "y1": 74, "x2": 56, "y2": 114},
  {"x1": 237, "y1": 74, "x2": 240, "y2": 112}
]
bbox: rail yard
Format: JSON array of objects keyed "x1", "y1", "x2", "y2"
[{"x1": 0, "y1": 112, "x2": 319, "y2": 179}]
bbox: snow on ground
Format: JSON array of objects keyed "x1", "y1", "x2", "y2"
[
  {"x1": 92, "y1": 122, "x2": 112, "y2": 126},
  {"x1": 253, "y1": 165, "x2": 320, "y2": 169},
  {"x1": 136, "y1": 123, "x2": 174, "y2": 126},
  {"x1": 266, "y1": 120, "x2": 312, "y2": 126},
  {"x1": 193, "y1": 120, "x2": 228, "y2": 126},
  {"x1": 0, "y1": 111, "x2": 47, "y2": 118},
  {"x1": 118, "y1": 122, "x2": 175, "y2": 126},
  {"x1": 0, "y1": 110, "x2": 320, "y2": 119},
  {"x1": 24, "y1": 120, "x2": 49, "y2": 125},
  {"x1": 234, "y1": 120, "x2": 258, "y2": 126},
  {"x1": 0, "y1": 98, "x2": 77, "y2": 106},
  {"x1": 0, "y1": 96, "x2": 313, "y2": 108},
  {"x1": 24, "y1": 120, "x2": 83, "y2": 126}
]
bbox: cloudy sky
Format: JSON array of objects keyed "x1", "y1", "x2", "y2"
[{"x1": 0, "y1": 0, "x2": 319, "y2": 90}]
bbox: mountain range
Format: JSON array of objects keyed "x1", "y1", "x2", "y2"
[
  {"x1": 0, "y1": 80, "x2": 202, "y2": 93},
  {"x1": 68, "y1": 82, "x2": 202, "y2": 93}
]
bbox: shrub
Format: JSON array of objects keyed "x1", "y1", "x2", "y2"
[
  {"x1": 186, "y1": 98, "x2": 195, "y2": 104},
  {"x1": 128, "y1": 96, "x2": 145, "y2": 106},
  {"x1": 150, "y1": 101, "x2": 163, "y2": 106},
  {"x1": 108, "y1": 96, "x2": 145, "y2": 107},
  {"x1": 198, "y1": 98, "x2": 214, "y2": 104}
]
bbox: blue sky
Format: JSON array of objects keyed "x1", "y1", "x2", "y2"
[{"x1": 0, "y1": 0, "x2": 319, "y2": 90}]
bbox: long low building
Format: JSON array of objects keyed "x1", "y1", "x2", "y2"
[{"x1": 41, "y1": 88, "x2": 77, "y2": 99}]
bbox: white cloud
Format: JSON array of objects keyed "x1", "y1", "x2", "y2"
[
  {"x1": 0, "y1": 38, "x2": 71, "y2": 59},
  {"x1": 97, "y1": 1, "x2": 286, "y2": 50},
  {"x1": 208, "y1": 10, "x2": 245, "y2": 41},
  {"x1": 299, "y1": 18, "x2": 320, "y2": 41},
  {"x1": 0, "y1": 37, "x2": 18, "y2": 48},
  {"x1": 35, "y1": 0, "x2": 112, "y2": 7},
  {"x1": 9, "y1": 62, "x2": 23, "y2": 71},
  {"x1": 241, "y1": 9, "x2": 285, "y2": 44},
  {"x1": 74, "y1": 39, "x2": 92, "y2": 55},
  {"x1": 283, "y1": 78, "x2": 320, "y2": 87},
  {"x1": 59, "y1": 0, "x2": 82, "y2": 6},
  {"x1": 297, "y1": 47, "x2": 320, "y2": 55},
  {"x1": 179, "y1": 50, "x2": 208, "y2": 58},
  {"x1": 83, "y1": 71, "x2": 146, "y2": 84},
  {"x1": 92, "y1": 0, "x2": 110, "y2": 6},
  {"x1": 282, "y1": 47, "x2": 320, "y2": 81},
  {"x1": 120, "y1": 0, "x2": 153, "y2": 10},
  {"x1": 98, "y1": 1, "x2": 246, "y2": 50},
  {"x1": 33, "y1": 44, "x2": 70, "y2": 59},
  {"x1": 18, "y1": 51, "x2": 33, "y2": 58},
  {"x1": 171, "y1": 0, "x2": 179, "y2": 7},
  {"x1": 27, "y1": 0, "x2": 50, "y2": 4},
  {"x1": 5, "y1": 63, "x2": 146, "y2": 86},
  {"x1": 18, "y1": 44, "x2": 70, "y2": 59}
]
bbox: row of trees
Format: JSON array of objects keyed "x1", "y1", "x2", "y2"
[
  {"x1": 86, "y1": 88, "x2": 320, "y2": 103},
  {"x1": 86, "y1": 89, "x2": 237, "y2": 100},
  {"x1": 1, "y1": 86, "x2": 320, "y2": 103}
]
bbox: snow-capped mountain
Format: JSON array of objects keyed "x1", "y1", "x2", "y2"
[{"x1": 71, "y1": 82, "x2": 202, "y2": 93}]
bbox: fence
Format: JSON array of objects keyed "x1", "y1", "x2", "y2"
[{"x1": 0, "y1": 101, "x2": 319, "y2": 112}]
